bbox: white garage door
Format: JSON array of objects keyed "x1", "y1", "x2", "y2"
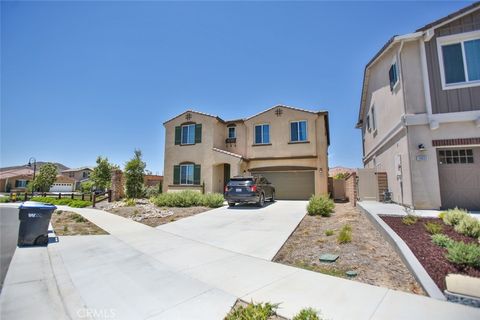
[
  {"x1": 49, "y1": 183, "x2": 73, "y2": 192},
  {"x1": 255, "y1": 171, "x2": 315, "y2": 200},
  {"x1": 437, "y1": 147, "x2": 480, "y2": 211}
]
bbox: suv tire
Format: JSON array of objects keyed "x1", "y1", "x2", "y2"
[{"x1": 258, "y1": 193, "x2": 265, "y2": 207}]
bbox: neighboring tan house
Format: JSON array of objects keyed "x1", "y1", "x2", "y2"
[
  {"x1": 357, "y1": 3, "x2": 480, "y2": 210},
  {"x1": 61, "y1": 167, "x2": 93, "y2": 190},
  {"x1": 163, "y1": 105, "x2": 330, "y2": 200}
]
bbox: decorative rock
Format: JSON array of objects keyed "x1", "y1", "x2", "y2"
[
  {"x1": 346, "y1": 270, "x2": 358, "y2": 277},
  {"x1": 319, "y1": 254, "x2": 339, "y2": 263}
]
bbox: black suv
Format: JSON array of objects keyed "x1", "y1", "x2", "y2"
[{"x1": 224, "y1": 176, "x2": 275, "y2": 207}]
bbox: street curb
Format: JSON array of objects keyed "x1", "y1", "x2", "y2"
[{"x1": 357, "y1": 203, "x2": 446, "y2": 300}]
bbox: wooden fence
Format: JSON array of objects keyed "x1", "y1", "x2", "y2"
[{"x1": 8, "y1": 190, "x2": 112, "y2": 207}]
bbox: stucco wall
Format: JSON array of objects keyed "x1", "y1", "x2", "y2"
[
  {"x1": 408, "y1": 121, "x2": 480, "y2": 209},
  {"x1": 365, "y1": 133, "x2": 412, "y2": 206}
]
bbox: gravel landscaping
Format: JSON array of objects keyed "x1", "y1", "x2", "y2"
[
  {"x1": 51, "y1": 210, "x2": 108, "y2": 236},
  {"x1": 381, "y1": 216, "x2": 480, "y2": 292},
  {"x1": 274, "y1": 203, "x2": 424, "y2": 295},
  {"x1": 96, "y1": 199, "x2": 212, "y2": 227}
]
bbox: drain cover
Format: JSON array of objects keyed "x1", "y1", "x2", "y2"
[
  {"x1": 346, "y1": 270, "x2": 358, "y2": 277},
  {"x1": 319, "y1": 254, "x2": 339, "y2": 263}
]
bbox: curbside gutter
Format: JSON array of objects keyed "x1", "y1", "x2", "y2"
[{"x1": 357, "y1": 202, "x2": 446, "y2": 300}]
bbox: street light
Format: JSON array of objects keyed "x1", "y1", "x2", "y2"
[{"x1": 27, "y1": 157, "x2": 37, "y2": 180}]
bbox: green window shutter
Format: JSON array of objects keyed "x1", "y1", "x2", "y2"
[
  {"x1": 174, "y1": 126, "x2": 181, "y2": 145},
  {"x1": 194, "y1": 165, "x2": 201, "y2": 185},
  {"x1": 173, "y1": 165, "x2": 180, "y2": 185},
  {"x1": 195, "y1": 124, "x2": 202, "y2": 144}
]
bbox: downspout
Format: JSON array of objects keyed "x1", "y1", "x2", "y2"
[{"x1": 398, "y1": 39, "x2": 415, "y2": 209}]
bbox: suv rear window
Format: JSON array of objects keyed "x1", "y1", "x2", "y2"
[{"x1": 228, "y1": 177, "x2": 254, "y2": 186}]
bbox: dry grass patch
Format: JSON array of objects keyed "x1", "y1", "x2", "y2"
[
  {"x1": 274, "y1": 203, "x2": 424, "y2": 295},
  {"x1": 51, "y1": 210, "x2": 108, "y2": 236}
]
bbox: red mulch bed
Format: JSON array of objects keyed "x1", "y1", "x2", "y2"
[{"x1": 380, "y1": 216, "x2": 480, "y2": 291}]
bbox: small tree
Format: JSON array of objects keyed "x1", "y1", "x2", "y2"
[
  {"x1": 124, "y1": 149, "x2": 146, "y2": 199},
  {"x1": 333, "y1": 172, "x2": 349, "y2": 180},
  {"x1": 32, "y1": 163, "x2": 57, "y2": 192},
  {"x1": 90, "y1": 156, "x2": 113, "y2": 191}
]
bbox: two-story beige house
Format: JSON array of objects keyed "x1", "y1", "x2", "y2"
[
  {"x1": 163, "y1": 105, "x2": 330, "y2": 200},
  {"x1": 357, "y1": 3, "x2": 480, "y2": 210}
]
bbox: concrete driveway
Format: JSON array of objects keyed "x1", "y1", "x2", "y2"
[{"x1": 158, "y1": 200, "x2": 307, "y2": 260}]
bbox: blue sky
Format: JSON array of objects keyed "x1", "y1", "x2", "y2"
[{"x1": 1, "y1": 1, "x2": 473, "y2": 174}]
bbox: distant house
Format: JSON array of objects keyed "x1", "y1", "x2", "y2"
[
  {"x1": 0, "y1": 168, "x2": 34, "y2": 192},
  {"x1": 0, "y1": 167, "x2": 76, "y2": 193},
  {"x1": 357, "y1": 3, "x2": 480, "y2": 210},
  {"x1": 61, "y1": 167, "x2": 93, "y2": 190}
]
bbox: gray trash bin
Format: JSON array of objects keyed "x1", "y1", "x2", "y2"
[{"x1": 18, "y1": 201, "x2": 57, "y2": 246}]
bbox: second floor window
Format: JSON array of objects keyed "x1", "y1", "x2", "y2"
[
  {"x1": 290, "y1": 120, "x2": 307, "y2": 142},
  {"x1": 181, "y1": 124, "x2": 195, "y2": 144},
  {"x1": 440, "y1": 35, "x2": 480, "y2": 87},
  {"x1": 228, "y1": 127, "x2": 236, "y2": 139},
  {"x1": 371, "y1": 106, "x2": 376, "y2": 131},
  {"x1": 82, "y1": 171, "x2": 89, "y2": 178},
  {"x1": 389, "y1": 62, "x2": 398, "y2": 91},
  {"x1": 180, "y1": 164, "x2": 194, "y2": 185},
  {"x1": 255, "y1": 124, "x2": 270, "y2": 144}
]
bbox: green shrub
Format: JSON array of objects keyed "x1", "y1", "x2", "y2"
[
  {"x1": 446, "y1": 241, "x2": 480, "y2": 268},
  {"x1": 431, "y1": 234, "x2": 454, "y2": 248},
  {"x1": 324, "y1": 229, "x2": 334, "y2": 236},
  {"x1": 293, "y1": 308, "x2": 322, "y2": 320},
  {"x1": 337, "y1": 224, "x2": 352, "y2": 244},
  {"x1": 438, "y1": 211, "x2": 446, "y2": 220},
  {"x1": 202, "y1": 193, "x2": 225, "y2": 208},
  {"x1": 424, "y1": 222, "x2": 443, "y2": 235},
  {"x1": 80, "y1": 181, "x2": 94, "y2": 193},
  {"x1": 151, "y1": 191, "x2": 224, "y2": 208},
  {"x1": 307, "y1": 195, "x2": 334, "y2": 217},
  {"x1": 0, "y1": 197, "x2": 10, "y2": 203},
  {"x1": 225, "y1": 302, "x2": 278, "y2": 320},
  {"x1": 68, "y1": 200, "x2": 91, "y2": 208},
  {"x1": 442, "y1": 208, "x2": 469, "y2": 226},
  {"x1": 30, "y1": 196, "x2": 91, "y2": 208},
  {"x1": 402, "y1": 215, "x2": 418, "y2": 226},
  {"x1": 124, "y1": 198, "x2": 136, "y2": 207},
  {"x1": 454, "y1": 215, "x2": 480, "y2": 238},
  {"x1": 145, "y1": 185, "x2": 160, "y2": 198}
]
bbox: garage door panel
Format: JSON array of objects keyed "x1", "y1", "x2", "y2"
[
  {"x1": 438, "y1": 147, "x2": 480, "y2": 211},
  {"x1": 255, "y1": 171, "x2": 314, "y2": 200}
]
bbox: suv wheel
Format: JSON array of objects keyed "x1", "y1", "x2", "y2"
[
  {"x1": 270, "y1": 192, "x2": 275, "y2": 202},
  {"x1": 258, "y1": 193, "x2": 265, "y2": 207},
  {"x1": 228, "y1": 202, "x2": 235, "y2": 207}
]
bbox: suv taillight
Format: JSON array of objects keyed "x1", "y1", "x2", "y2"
[
  {"x1": 250, "y1": 185, "x2": 257, "y2": 192},
  {"x1": 225, "y1": 186, "x2": 229, "y2": 192}
]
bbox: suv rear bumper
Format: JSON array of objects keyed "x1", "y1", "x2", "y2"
[{"x1": 224, "y1": 194, "x2": 260, "y2": 204}]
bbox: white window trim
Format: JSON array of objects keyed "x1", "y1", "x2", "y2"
[
  {"x1": 389, "y1": 59, "x2": 400, "y2": 91},
  {"x1": 179, "y1": 164, "x2": 194, "y2": 185},
  {"x1": 436, "y1": 30, "x2": 480, "y2": 90},
  {"x1": 181, "y1": 124, "x2": 195, "y2": 145},
  {"x1": 254, "y1": 123, "x2": 270, "y2": 144},
  {"x1": 290, "y1": 120, "x2": 308, "y2": 142},
  {"x1": 228, "y1": 127, "x2": 236, "y2": 139}
]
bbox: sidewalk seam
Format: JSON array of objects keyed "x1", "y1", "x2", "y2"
[{"x1": 368, "y1": 289, "x2": 389, "y2": 320}]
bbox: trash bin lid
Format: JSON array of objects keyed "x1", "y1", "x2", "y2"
[{"x1": 19, "y1": 201, "x2": 57, "y2": 211}]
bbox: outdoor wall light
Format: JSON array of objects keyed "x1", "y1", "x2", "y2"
[{"x1": 418, "y1": 144, "x2": 426, "y2": 151}]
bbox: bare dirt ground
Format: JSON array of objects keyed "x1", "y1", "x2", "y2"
[
  {"x1": 51, "y1": 210, "x2": 108, "y2": 236},
  {"x1": 274, "y1": 202, "x2": 425, "y2": 295},
  {"x1": 97, "y1": 200, "x2": 212, "y2": 227}
]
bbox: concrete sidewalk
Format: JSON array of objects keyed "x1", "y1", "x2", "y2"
[
  {"x1": 1, "y1": 204, "x2": 479, "y2": 320},
  {"x1": 358, "y1": 201, "x2": 480, "y2": 219}
]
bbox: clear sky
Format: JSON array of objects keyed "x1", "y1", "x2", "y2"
[{"x1": 1, "y1": 1, "x2": 473, "y2": 174}]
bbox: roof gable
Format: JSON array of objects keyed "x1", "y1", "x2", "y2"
[{"x1": 163, "y1": 110, "x2": 224, "y2": 125}]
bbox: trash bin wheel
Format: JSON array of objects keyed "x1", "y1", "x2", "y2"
[{"x1": 35, "y1": 234, "x2": 49, "y2": 246}]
